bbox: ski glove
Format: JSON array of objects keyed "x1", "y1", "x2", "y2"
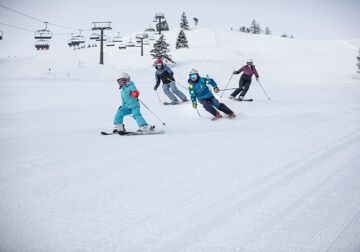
[
  {"x1": 153, "y1": 86, "x2": 157, "y2": 91},
  {"x1": 214, "y1": 87, "x2": 220, "y2": 93},
  {"x1": 130, "y1": 90, "x2": 140, "y2": 98},
  {"x1": 192, "y1": 102, "x2": 198, "y2": 109}
]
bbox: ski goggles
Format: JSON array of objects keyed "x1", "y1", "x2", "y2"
[
  {"x1": 190, "y1": 74, "x2": 198, "y2": 79},
  {"x1": 117, "y1": 78, "x2": 129, "y2": 85}
]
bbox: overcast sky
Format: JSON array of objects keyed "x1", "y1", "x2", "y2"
[
  {"x1": 0, "y1": 0, "x2": 359, "y2": 56},
  {"x1": 1, "y1": 0, "x2": 359, "y2": 38}
]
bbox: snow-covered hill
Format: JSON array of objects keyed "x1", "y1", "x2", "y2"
[{"x1": 1, "y1": 26, "x2": 360, "y2": 252}]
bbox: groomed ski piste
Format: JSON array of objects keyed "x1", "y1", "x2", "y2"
[{"x1": 1, "y1": 26, "x2": 360, "y2": 251}]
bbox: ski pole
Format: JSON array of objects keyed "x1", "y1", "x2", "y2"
[
  {"x1": 219, "y1": 88, "x2": 238, "y2": 91},
  {"x1": 155, "y1": 90, "x2": 162, "y2": 102},
  {"x1": 139, "y1": 99, "x2": 166, "y2": 126},
  {"x1": 196, "y1": 107, "x2": 201, "y2": 117},
  {"x1": 256, "y1": 79, "x2": 271, "y2": 100},
  {"x1": 220, "y1": 73, "x2": 234, "y2": 98}
]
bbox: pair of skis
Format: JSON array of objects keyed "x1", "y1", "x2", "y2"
[{"x1": 101, "y1": 130, "x2": 164, "y2": 136}]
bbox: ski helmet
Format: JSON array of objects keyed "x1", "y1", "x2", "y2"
[
  {"x1": 189, "y1": 69, "x2": 199, "y2": 80},
  {"x1": 246, "y1": 59, "x2": 253, "y2": 65},
  {"x1": 117, "y1": 72, "x2": 130, "y2": 86},
  {"x1": 189, "y1": 69, "x2": 199, "y2": 75}
]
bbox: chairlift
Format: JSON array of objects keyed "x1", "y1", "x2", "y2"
[
  {"x1": 126, "y1": 40, "x2": 135, "y2": 47},
  {"x1": 90, "y1": 32, "x2": 100, "y2": 40},
  {"x1": 112, "y1": 33, "x2": 122, "y2": 43},
  {"x1": 118, "y1": 43, "x2": 126, "y2": 50},
  {"x1": 96, "y1": 35, "x2": 108, "y2": 42},
  {"x1": 67, "y1": 33, "x2": 80, "y2": 48},
  {"x1": 73, "y1": 35, "x2": 85, "y2": 44},
  {"x1": 35, "y1": 40, "x2": 50, "y2": 50},
  {"x1": 34, "y1": 22, "x2": 52, "y2": 40},
  {"x1": 106, "y1": 41, "x2": 115, "y2": 47},
  {"x1": 145, "y1": 26, "x2": 155, "y2": 32}
]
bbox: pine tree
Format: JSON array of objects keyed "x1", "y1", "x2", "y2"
[
  {"x1": 265, "y1": 27, "x2": 271, "y2": 35},
  {"x1": 357, "y1": 49, "x2": 360, "y2": 72},
  {"x1": 239, "y1": 26, "x2": 247, "y2": 32},
  {"x1": 176, "y1": 29, "x2": 189, "y2": 49},
  {"x1": 150, "y1": 34, "x2": 175, "y2": 63},
  {"x1": 250, "y1": 19, "x2": 258, "y2": 34},
  {"x1": 180, "y1": 12, "x2": 189, "y2": 30}
]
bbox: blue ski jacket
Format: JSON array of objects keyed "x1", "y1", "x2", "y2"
[
  {"x1": 188, "y1": 76, "x2": 218, "y2": 103},
  {"x1": 120, "y1": 81, "x2": 140, "y2": 109}
]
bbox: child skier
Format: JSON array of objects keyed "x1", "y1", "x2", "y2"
[
  {"x1": 153, "y1": 58, "x2": 188, "y2": 104},
  {"x1": 113, "y1": 73, "x2": 154, "y2": 133},
  {"x1": 188, "y1": 69, "x2": 236, "y2": 120},
  {"x1": 230, "y1": 59, "x2": 259, "y2": 100}
]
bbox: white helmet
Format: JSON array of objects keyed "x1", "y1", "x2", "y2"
[
  {"x1": 246, "y1": 59, "x2": 253, "y2": 64},
  {"x1": 117, "y1": 72, "x2": 130, "y2": 86},
  {"x1": 189, "y1": 69, "x2": 199, "y2": 75}
]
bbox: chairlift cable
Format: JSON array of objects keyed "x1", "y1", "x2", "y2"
[
  {"x1": 0, "y1": 3, "x2": 88, "y2": 31},
  {"x1": 0, "y1": 22, "x2": 34, "y2": 33}
]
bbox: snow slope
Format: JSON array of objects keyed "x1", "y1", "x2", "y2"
[{"x1": 0, "y1": 27, "x2": 360, "y2": 252}]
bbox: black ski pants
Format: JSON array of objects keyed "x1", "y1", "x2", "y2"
[
  {"x1": 199, "y1": 96, "x2": 233, "y2": 116},
  {"x1": 231, "y1": 75, "x2": 252, "y2": 98}
]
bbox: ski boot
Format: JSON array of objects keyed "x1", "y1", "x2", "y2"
[
  {"x1": 113, "y1": 124, "x2": 126, "y2": 134},
  {"x1": 211, "y1": 112, "x2": 223, "y2": 121},
  {"x1": 228, "y1": 112, "x2": 236, "y2": 119},
  {"x1": 138, "y1": 124, "x2": 155, "y2": 133}
]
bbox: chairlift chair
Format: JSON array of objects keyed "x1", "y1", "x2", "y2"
[
  {"x1": 90, "y1": 32, "x2": 100, "y2": 40},
  {"x1": 96, "y1": 35, "x2": 108, "y2": 42},
  {"x1": 112, "y1": 32, "x2": 123, "y2": 43},
  {"x1": 118, "y1": 43, "x2": 126, "y2": 50},
  {"x1": 34, "y1": 22, "x2": 52, "y2": 40},
  {"x1": 106, "y1": 41, "x2": 115, "y2": 47}
]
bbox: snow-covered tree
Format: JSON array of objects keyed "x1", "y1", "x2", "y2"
[
  {"x1": 176, "y1": 29, "x2": 189, "y2": 49},
  {"x1": 150, "y1": 34, "x2": 175, "y2": 63},
  {"x1": 357, "y1": 49, "x2": 360, "y2": 72},
  {"x1": 250, "y1": 19, "x2": 261, "y2": 34},
  {"x1": 193, "y1": 17, "x2": 199, "y2": 26},
  {"x1": 265, "y1": 27, "x2": 271, "y2": 35},
  {"x1": 180, "y1": 12, "x2": 189, "y2": 30},
  {"x1": 239, "y1": 26, "x2": 247, "y2": 32}
]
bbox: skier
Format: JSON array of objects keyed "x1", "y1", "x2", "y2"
[
  {"x1": 153, "y1": 58, "x2": 188, "y2": 104},
  {"x1": 230, "y1": 59, "x2": 259, "y2": 100},
  {"x1": 113, "y1": 73, "x2": 154, "y2": 133},
  {"x1": 188, "y1": 69, "x2": 236, "y2": 120}
]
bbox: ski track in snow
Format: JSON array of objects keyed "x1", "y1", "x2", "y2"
[{"x1": 1, "y1": 27, "x2": 360, "y2": 252}]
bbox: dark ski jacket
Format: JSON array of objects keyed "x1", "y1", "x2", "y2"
[
  {"x1": 234, "y1": 65, "x2": 259, "y2": 78},
  {"x1": 154, "y1": 64, "x2": 175, "y2": 89},
  {"x1": 188, "y1": 76, "x2": 218, "y2": 103}
]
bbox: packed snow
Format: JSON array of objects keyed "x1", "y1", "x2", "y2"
[{"x1": 0, "y1": 27, "x2": 360, "y2": 252}]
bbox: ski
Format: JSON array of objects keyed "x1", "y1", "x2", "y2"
[
  {"x1": 163, "y1": 101, "x2": 189, "y2": 105},
  {"x1": 237, "y1": 98, "x2": 253, "y2": 102}
]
